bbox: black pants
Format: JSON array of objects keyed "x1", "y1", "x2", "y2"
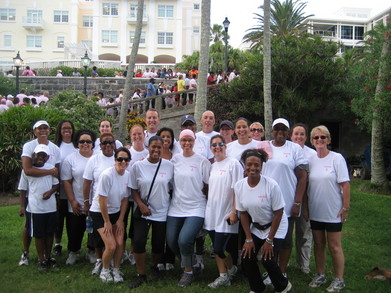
[
  {"x1": 66, "y1": 213, "x2": 86, "y2": 252},
  {"x1": 133, "y1": 217, "x2": 166, "y2": 254},
  {"x1": 241, "y1": 233, "x2": 287, "y2": 292}
]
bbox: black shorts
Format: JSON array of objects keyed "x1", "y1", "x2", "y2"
[
  {"x1": 26, "y1": 211, "x2": 58, "y2": 238},
  {"x1": 310, "y1": 220, "x2": 342, "y2": 232},
  {"x1": 90, "y1": 211, "x2": 120, "y2": 230}
]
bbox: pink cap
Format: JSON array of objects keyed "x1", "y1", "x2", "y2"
[{"x1": 179, "y1": 129, "x2": 195, "y2": 140}]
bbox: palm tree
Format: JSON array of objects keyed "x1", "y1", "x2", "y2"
[
  {"x1": 210, "y1": 24, "x2": 229, "y2": 43},
  {"x1": 263, "y1": 0, "x2": 273, "y2": 140},
  {"x1": 243, "y1": 0, "x2": 314, "y2": 49}
]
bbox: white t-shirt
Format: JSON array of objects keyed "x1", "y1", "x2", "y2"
[
  {"x1": 168, "y1": 153, "x2": 211, "y2": 218},
  {"x1": 18, "y1": 164, "x2": 59, "y2": 214},
  {"x1": 61, "y1": 151, "x2": 93, "y2": 213},
  {"x1": 235, "y1": 176, "x2": 288, "y2": 239},
  {"x1": 204, "y1": 157, "x2": 243, "y2": 233},
  {"x1": 196, "y1": 130, "x2": 220, "y2": 141},
  {"x1": 303, "y1": 145, "x2": 316, "y2": 161},
  {"x1": 308, "y1": 151, "x2": 350, "y2": 223},
  {"x1": 226, "y1": 139, "x2": 259, "y2": 161},
  {"x1": 83, "y1": 153, "x2": 115, "y2": 202},
  {"x1": 22, "y1": 139, "x2": 61, "y2": 167},
  {"x1": 93, "y1": 138, "x2": 123, "y2": 151},
  {"x1": 130, "y1": 159, "x2": 174, "y2": 222},
  {"x1": 261, "y1": 140, "x2": 307, "y2": 217},
  {"x1": 128, "y1": 146, "x2": 149, "y2": 168},
  {"x1": 90, "y1": 167, "x2": 130, "y2": 214},
  {"x1": 59, "y1": 142, "x2": 77, "y2": 199},
  {"x1": 174, "y1": 134, "x2": 213, "y2": 159}
]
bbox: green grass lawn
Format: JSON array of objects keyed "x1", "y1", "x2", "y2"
[{"x1": 0, "y1": 180, "x2": 390, "y2": 293}]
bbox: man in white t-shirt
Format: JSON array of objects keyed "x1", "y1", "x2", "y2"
[
  {"x1": 196, "y1": 110, "x2": 219, "y2": 141},
  {"x1": 144, "y1": 109, "x2": 161, "y2": 147}
]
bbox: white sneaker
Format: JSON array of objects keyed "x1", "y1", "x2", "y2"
[
  {"x1": 92, "y1": 259, "x2": 102, "y2": 275},
  {"x1": 112, "y1": 268, "x2": 124, "y2": 283},
  {"x1": 228, "y1": 265, "x2": 238, "y2": 280},
  {"x1": 86, "y1": 250, "x2": 97, "y2": 264},
  {"x1": 208, "y1": 275, "x2": 231, "y2": 288},
  {"x1": 326, "y1": 278, "x2": 345, "y2": 292},
  {"x1": 157, "y1": 263, "x2": 165, "y2": 271},
  {"x1": 121, "y1": 251, "x2": 128, "y2": 265},
  {"x1": 128, "y1": 253, "x2": 136, "y2": 265},
  {"x1": 66, "y1": 252, "x2": 79, "y2": 265},
  {"x1": 18, "y1": 252, "x2": 29, "y2": 266},
  {"x1": 165, "y1": 263, "x2": 175, "y2": 271},
  {"x1": 100, "y1": 269, "x2": 113, "y2": 283},
  {"x1": 263, "y1": 273, "x2": 272, "y2": 286}
]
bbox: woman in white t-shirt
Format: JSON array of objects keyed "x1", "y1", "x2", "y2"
[
  {"x1": 235, "y1": 148, "x2": 291, "y2": 293},
  {"x1": 128, "y1": 136, "x2": 174, "y2": 289},
  {"x1": 93, "y1": 119, "x2": 123, "y2": 151},
  {"x1": 61, "y1": 130, "x2": 96, "y2": 265},
  {"x1": 204, "y1": 135, "x2": 243, "y2": 289},
  {"x1": 166, "y1": 129, "x2": 211, "y2": 288},
  {"x1": 226, "y1": 118, "x2": 259, "y2": 161},
  {"x1": 89, "y1": 147, "x2": 131, "y2": 283},
  {"x1": 127, "y1": 124, "x2": 149, "y2": 168},
  {"x1": 306, "y1": 126, "x2": 350, "y2": 292}
]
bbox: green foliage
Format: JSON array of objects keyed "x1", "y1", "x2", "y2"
[
  {"x1": 0, "y1": 76, "x2": 35, "y2": 96},
  {"x1": 0, "y1": 106, "x2": 67, "y2": 192},
  {"x1": 48, "y1": 66, "x2": 123, "y2": 77},
  {"x1": 44, "y1": 89, "x2": 106, "y2": 133}
]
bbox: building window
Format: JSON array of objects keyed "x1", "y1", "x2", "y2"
[
  {"x1": 157, "y1": 32, "x2": 173, "y2": 45},
  {"x1": 130, "y1": 4, "x2": 146, "y2": 18},
  {"x1": 341, "y1": 26, "x2": 353, "y2": 40},
  {"x1": 54, "y1": 10, "x2": 69, "y2": 23},
  {"x1": 3, "y1": 34, "x2": 12, "y2": 47},
  {"x1": 158, "y1": 5, "x2": 173, "y2": 18},
  {"x1": 27, "y1": 35, "x2": 42, "y2": 48},
  {"x1": 27, "y1": 10, "x2": 43, "y2": 24},
  {"x1": 0, "y1": 8, "x2": 16, "y2": 21},
  {"x1": 130, "y1": 31, "x2": 146, "y2": 44},
  {"x1": 83, "y1": 16, "x2": 93, "y2": 27},
  {"x1": 102, "y1": 3, "x2": 118, "y2": 16},
  {"x1": 193, "y1": 26, "x2": 200, "y2": 34},
  {"x1": 354, "y1": 26, "x2": 364, "y2": 40},
  {"x1": 102, "y1": 30, "x2": 118, "y2": 44},
  {"x1": 57, "y1": 36, "x2": 64, "y2": 48},
  {"x1": 194, "y1": 3, "x2": 200, "y2": 10}
]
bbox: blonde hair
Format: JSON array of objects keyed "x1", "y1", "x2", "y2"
[
  {"x1": 310, "y1": 125, "x2": 331, "y2": 145},
  {"x1": 250, "y1": 122, "x2": 264, "y2": 131}
]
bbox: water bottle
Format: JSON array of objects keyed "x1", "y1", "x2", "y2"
[{"x1": 86, "y1": 215, "x2": 93, "y2": 234}]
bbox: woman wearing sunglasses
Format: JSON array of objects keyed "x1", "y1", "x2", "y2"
[
  {"x1": 89, "y1": 147, "x2": 131, "y2": 283},
  {"x1": 249, "y1": 122, "x2": 265, "y2": 141},
  {"x1": 204, "y1": 135, "x2": 243, "y2": 289},
  {"x1": 306, "y1": 126, "x2": 350, "y2": 292},
  {"x1": 61, "y1": 130, "x2": 96, "y2": 265},
  {"x1": 128, "y1": 136, "x2": 174, "y2": 289}
]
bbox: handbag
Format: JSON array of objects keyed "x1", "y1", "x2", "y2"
[{"x1": 133, "y1": 159, "x2": 162, "y2": 218}]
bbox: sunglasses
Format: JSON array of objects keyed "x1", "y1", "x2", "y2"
[
  {"x1": 211, "y1": 142, "x2": 225, "y2": 147},
  {"x1": 101, "y1": 140, "x2": 115, "y2": 145},
  {"x1": 251, "y1": 129, "x2": 264, "y2": 133},
  {"x1": 78, "y1": 140, "x2": 93, "y2": 144},
  {"x1": 116, "y1": 157, "x2": 130, "y2": 162},
  {"x1": 313, "y1": 135, "x2": 327, "y2": 140}
]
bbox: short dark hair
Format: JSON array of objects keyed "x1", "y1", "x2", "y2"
[
  {"x1": 73, "y1": 129, "x2": 96, "y2": 148},
  {"x1": 115, "y1": 147, "x2": 131, "y2": 160},
  {"x1": 148, "y1": 135, "x2": 164, "y2": 146},
  {"x1": 241, "y1": 148, "x2": 268, "y2": 165}
]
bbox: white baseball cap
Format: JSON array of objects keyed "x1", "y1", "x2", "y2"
[
  {"x1": 33, "y1": 144, "x2": 50, "y2": 155},
  {"x1": 7, "y1": 94, "x2": 14, "y2": 99},
  {"x1": 272, "y1": 118, "x2": 290, "y2": 129},
  {"x1": 33, "y1": 120, "x2": 49, "y2": 130}
]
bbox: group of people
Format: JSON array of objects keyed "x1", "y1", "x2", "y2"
[
  {"x1": 0, "y1": 90, "x2": 50, "y2": 113},
  {"x1": 18, "y1": 109, "x2": 350, "y2": 293}
]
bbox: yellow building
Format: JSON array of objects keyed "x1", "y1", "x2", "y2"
[{"x1": 0, "y1": 0, "x2": 202, "y2": 67}]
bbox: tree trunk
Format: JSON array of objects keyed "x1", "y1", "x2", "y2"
[
  {"x1": 370, "y1": 17, "x2": 390, "y2": 189},
  {"x1": 118, "y1": 0, "x2": 144, "y2": 143},
  {"x1": 263, "y1": 0, "x2": 273, "y2": 139},
  {"x1": 194, "y1": 0, "x2": 211, "y2": 131}
]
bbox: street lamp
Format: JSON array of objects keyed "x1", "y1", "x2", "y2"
[
  {"x1": 81, "y1": 51, "x2": 91, "y2": 96},
  {"x1": 13, "y1": 51, "x2": 23, "y2": 96},
  {"x1": 223, "y1": 17, "x2": 230, "y2": 72}
]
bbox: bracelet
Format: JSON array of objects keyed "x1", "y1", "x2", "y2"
[
  {"x1": 293, "y1": 202, "x2": 301, "y2": 206},
  {"x1": 342, "y1": 207, "x2": 349, "y2": 212},
  {"x1": 265, "y1": 237, "x2": 274, "y2": 247},
  {"x1": 245, "y1": 239, "x2": 253, "y2": 243}
]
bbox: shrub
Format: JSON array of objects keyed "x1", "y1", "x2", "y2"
[
  {"x1": 49, "y1": 66, "x2": 122, "y2": 77},
  {"x1": 0, "y1": 106, "x2": 67, "y2": 192},
  {"x1": 0, "y1": 76, "x2": 36, "y2": 97}
]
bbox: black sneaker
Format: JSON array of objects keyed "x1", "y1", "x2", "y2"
[
  {"x1": 52, "y1": 244, "x2": 62, "y2": 256},
  {"x1": 128, "y1": 275, "x2": 147, "y2": 289},
  {"x1": 37, "y1": 260, "x2": 48, "y2": 272},
  {"x1": 46, "y1": 258, "x2": 58, "y2": 269}
]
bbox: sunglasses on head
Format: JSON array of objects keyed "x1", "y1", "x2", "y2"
[
  {"x1": 101, "y1": 140, "x2": 115, "y2": 145},
  {"x1": 251, "y1": 128, "x2": 264, "y2": 133},
  {"x1": 78, "y1": 140, "x2": 93, "y2": 144},
  {"x1": 313, "y1": 135, "x2": 327, "y2": 140},
  {"x1": 116, "y1": 157, "x2": 130, "y2": 162},
  {"x1": 211, "y1": 142, "x2": 225, "y2": 147}
]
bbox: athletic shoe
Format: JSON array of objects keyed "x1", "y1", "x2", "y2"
[
  {"x1": 326, "y1": 278, "x2": 345, "y2": 292},
  {"x1": 46, "y1": 258, "x2": 58, "y2": 268},
  {"x1": 165, "y1": 263, "x2": 175, "y2": 271},
  {"x1": 66, "y1": 252, "x2": 79, "y2": 265},
  {"x1": 112, "y1": 268, "x2": 124, "y2": 283},
  {"x1": 263, "y1": 272, "x2": 272, "y2": 286},
  {"x1": 52, "y1": 244, "x2": 62, "y2": 256},
  {"x1": 92, "y1": 259, "x2": 103, "y2": 275},
  {"x1": 177, "y1": 272, "x2": 194, "y2": 288},
  {"x1": 309, "y1": 273, "x2": 327, "y2": 288},
  {"x1": 100, "y1": 269, "x2": 113, "y2": 283},
  {"x1": 151, "y1": 265, "x2": 163, "y2": 279},
  {"x1": 128, "y1": 253, "x2": 136, "y2": 265},
  {"x1": 228, "y1": 265, "x2": 238, "y2": 280},
  {"x1": 193, "y1": 263, "x2": 203, "y2": 275},
  {"x1": 276, "y1": 281, "x2": 292, "y2": 293},
  {"x1": 128, "y1": 275, "x2": 147, "y2": 289},
  {"x1": 86, "y1": 250, "x2": 97, "y2": 264},
  {"x1": 208, "y1": 275, "x2": 231, "y2": 288},
  {"x1": 157, "y1": 263, "x2": 165, "y2": 271},
  {"x1": 18, "y1": 251, "x2": 29, "y2": 266},
  {"x1": 121, "y1": 251, "x2": 129, "y2": 265},
  {"x1": 37, "y1": 260, "x2": 48, "y2": 272}
]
